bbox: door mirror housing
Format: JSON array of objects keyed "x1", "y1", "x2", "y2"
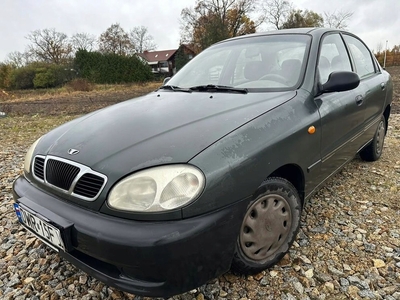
[
  {"x1": 321, "y1": 71, "x2": 360, "y2": 94},
  {"x1": 163, "y1": 77, "x2": 171, "y2": 85}
]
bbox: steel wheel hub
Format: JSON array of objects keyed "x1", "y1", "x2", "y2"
[{"x1": 239, "y1": 194, "x2": 292, "y2": 261}]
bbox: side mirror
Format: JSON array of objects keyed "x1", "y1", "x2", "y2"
[
  {"x1": 321, "y1": 71, "x2": 360, "y2": 93},
  {"x1": 163, "y1": 77, "x2": 171, "y2": 85}
]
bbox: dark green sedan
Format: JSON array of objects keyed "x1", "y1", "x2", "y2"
[{"x1": 13, "y1": 28, "x2": 393, "y2": 297}]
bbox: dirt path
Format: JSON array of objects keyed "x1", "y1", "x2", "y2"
[{"x1": 0, "y1": 83, "x2": 160, "y2": 116}]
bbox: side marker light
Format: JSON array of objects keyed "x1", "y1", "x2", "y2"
[{"x1": 308, "y1": 126, "x2": 316, "y2": 134}]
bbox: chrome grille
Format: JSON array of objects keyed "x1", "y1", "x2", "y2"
[
  {"x1": 32, "y1": 155, "x2": 107, "y2": 201},
  {"x1": 74, "y1": 173, "x2": 105, "y2": 199},
  {"x1": 46, "y1": 159, "x2": 80, "y2": 190},
  {"x1": 33, "y1": 157, "x2": 45, "y2": 180}
]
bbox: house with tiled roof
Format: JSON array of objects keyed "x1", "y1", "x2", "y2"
[
  {"x1": 137, "y1": 49, "x2": 177, "y2": 75},
  {"x1": 137, "y1": 45, "x2": 195, "y2": 76}
]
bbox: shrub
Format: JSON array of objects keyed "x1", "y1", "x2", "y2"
[
  {"x1": 11, "y1": 65, "x2": 37, "y2": 89},
  {"x1": 0, "y1": 63, "x2": 13, "y2": 89},
  {"x1": 74, "y1": 50, "x2": 153, "y2": 84},
  {"x1": 33, "y1": 68, "x2": 57, "y2": 88},
  {"x1": 67, "y1": 78, "x2": 93, "y2": 91},
  {"x1": 10, "y1": 63, "x2": 76, "y2": 90}
]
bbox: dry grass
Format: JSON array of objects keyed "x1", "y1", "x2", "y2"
[
  {"x1": 67, "y1": 78, "x2": 94, "y2": 92},
  {"x1": 0, "y1": 81, "x2": 162, "y2": 104}
]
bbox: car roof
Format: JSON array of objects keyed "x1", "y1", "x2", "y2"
[{"x1": 217, "y1": 28, "x2": 350, "y2": 44}]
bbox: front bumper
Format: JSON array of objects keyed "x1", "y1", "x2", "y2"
[{"x1": 13, "y1": 176, "x2": 248, "y2": 297}]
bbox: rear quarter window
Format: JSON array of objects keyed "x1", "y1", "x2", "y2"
[{"x1": 343, "y1": 35, "x2": 375, "y2": 79}]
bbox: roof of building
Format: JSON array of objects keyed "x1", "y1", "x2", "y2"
[{"x1": 137, "y1": 49, "x2": 177, "y2": 63}]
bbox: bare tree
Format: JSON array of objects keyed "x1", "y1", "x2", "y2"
[
  {"x1": 180, "y1": 0, "x2": 259, "y2": 52},
  {"x1": 229, "y1": 0, "x2": 262, "y2": 35},
  {"x1": 70, "y1": 32, "x2": 97, "y2": 52},
  {"x1": 323, "y1": 10, "x2": 353, "y2": 30},
  {"x1": 26, "y1": 28, "x2": 73, "y2": 64},
  {"x1": 98, "y1": 23, "x2": 133, "y2": 56},
  {"x1": 129, "y1": 26, "x2": 157, "y2": 53},
  {"x1": 375, "y1": 42, "x2": 383, "y2": 54},
  {"x1": 281, "y1": 9, "x2": 324, "y2": 29},
  {"x1": 5, "y1": 51, "x2": 31, "y2": 68},
  {"x1": 262, "y1": 0, "x2": 292, "y2": 30}
]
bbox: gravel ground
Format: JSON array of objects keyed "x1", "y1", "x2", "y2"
[{"x1": 1, "y1": 113, "x2": 400, "y2": 300}]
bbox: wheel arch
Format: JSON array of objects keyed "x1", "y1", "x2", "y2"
[
  {"x1": 383, "y1": 104, "x2": 391, "y2": 135},
  {"x1": 232, "y1": 171, "x2": 304, "y2": 274},
  {"x1": 266, "y1": 164, "x2": 305, "y2": 205}
]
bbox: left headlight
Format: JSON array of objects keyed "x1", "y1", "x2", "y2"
[
  {"x1": 24, "y1": 136, "x2": 43, "y2": 174},
  {"x1": 108, "y1": 165, "x2": 205, "y2": 212}
]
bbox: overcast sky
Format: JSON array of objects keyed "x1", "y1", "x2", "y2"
[{"x1": 1, "y1": 0, "x2": 399, "y2": 62}]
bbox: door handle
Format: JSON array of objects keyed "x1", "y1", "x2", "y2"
[
  {"x1": 355, "y1": 95, "x2": 364, "y2": 106},
  {"x1": 381, "y1": 82, "x2": 386, "y2": 90}
]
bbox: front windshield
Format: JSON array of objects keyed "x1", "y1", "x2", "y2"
[{"x1": 167, "y1": 34, "x2": 311, "y2": 91}]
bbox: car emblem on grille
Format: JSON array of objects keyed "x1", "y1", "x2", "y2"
[{"x1": 68, "y1": 149, "x2": 80, "y2": 155}]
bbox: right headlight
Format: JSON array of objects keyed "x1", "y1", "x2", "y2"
[
  {"x1": 24, "y1": 136, "x2": 43, "y2": 174},
  {"x1": 107, "y1": 165, "x2": 205, "y2": 212}
]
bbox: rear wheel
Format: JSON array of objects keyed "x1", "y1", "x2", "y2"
[
  {"x1": 231, "y1": 177, "x2": 302, "y2": 274},
  {"x1": 359, "y1": 116, "x2": 386, "y2": 162}
]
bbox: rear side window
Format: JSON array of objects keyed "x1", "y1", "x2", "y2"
[
  {"x1": 318, "y1": 33, "x2": 352, "y2": 84},
  {"x1": 343, "y1": 35, "x2": 375, "y2": 79}
]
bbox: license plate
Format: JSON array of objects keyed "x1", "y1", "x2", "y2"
[{"x1": 14, "y1": 203, "x2": 65, "y2": 251}]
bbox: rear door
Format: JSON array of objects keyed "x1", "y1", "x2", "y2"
[
  {"x1": 315, "y1": 33, "x2": 366, "y2": 179},
  {"x1": 342, "y1": 34, "x2": 387, "y2": 140}
]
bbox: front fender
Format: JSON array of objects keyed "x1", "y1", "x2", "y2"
[{"x1": 184, "y1": 92, "x2": 321, "y2": 218}]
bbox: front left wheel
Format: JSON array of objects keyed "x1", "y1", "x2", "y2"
[{"x1": 231, "y1": 177, "x2": 302, "y2": 275}]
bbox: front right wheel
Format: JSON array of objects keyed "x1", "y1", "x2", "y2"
[{"x1": 231, "y1": 177, "x2": 302, "y2": 275}]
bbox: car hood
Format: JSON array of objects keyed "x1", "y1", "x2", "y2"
[{"x1": 37, "y1": 90, "x2": 296, "y2": 177}]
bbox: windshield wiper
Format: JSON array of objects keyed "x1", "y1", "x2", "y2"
[
  {"x1": 158, "y1": 85, "x2": 192, "y2": 93},
  {"x1": 189, "y1": 84, "x2": 248, "y2": 94}
]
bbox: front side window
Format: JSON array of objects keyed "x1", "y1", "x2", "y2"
[
  {"x1": 318, "y1": 33, "x2": 352, "y2": 84},
  {"x1": 343, "y1": 35, "x2": 375, "y2": 79},
  {"x1": 167, "y1": 34, "x2": 311, "y2": 91}
]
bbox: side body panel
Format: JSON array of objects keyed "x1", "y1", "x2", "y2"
[
  {"x1": 186, "y1": 90, "x2": 322, "y2": 218},
  {"x1": 363, "y1": 74, "x2": 388, "y2": 128},
  {"x1": 316, "y1": 86, "x2": 366, "y2": 179}
]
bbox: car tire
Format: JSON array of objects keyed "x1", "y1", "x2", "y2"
[
  {"x1": 359, "y1": 116, "x2": 386, "y2": 162},
  {"x1": 231, "y1": 177, "x2": 302, "y2": 275}
]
